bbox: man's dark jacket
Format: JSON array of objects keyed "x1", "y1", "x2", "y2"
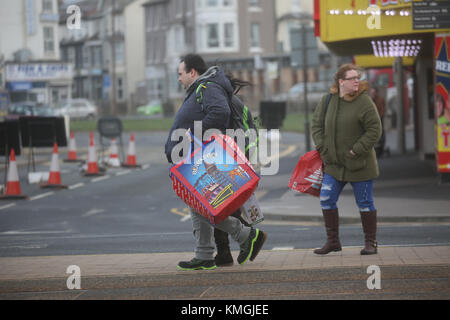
[{"x1": 164, "y1": 66, "x2": 233, "y2": 163}]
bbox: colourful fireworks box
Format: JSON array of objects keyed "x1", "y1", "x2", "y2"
[
  {"x1": 240, "y1": 193, "x2": 264, "y2": 226},
  {"x1": 169, "y1": 134, "x2": 259, "y2": 225}
]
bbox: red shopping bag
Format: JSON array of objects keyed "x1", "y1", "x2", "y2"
[{"x1": 288, "y1": 150, "x2": 323, "y2": 197}]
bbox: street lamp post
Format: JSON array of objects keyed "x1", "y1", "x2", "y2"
[{"x1": 301, "y1": 22, "x2": 311, "y2": 152}]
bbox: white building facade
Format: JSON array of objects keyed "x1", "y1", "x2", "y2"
[{"x1": 0, "y1": 0, "x2": 72, "y2": 108}]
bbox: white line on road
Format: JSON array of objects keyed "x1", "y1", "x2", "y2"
[
  {"x1": 82, "y1": 208, "x2": 106, "y2": 217},
  {"x1": 261, "y1": 145, "x2": 297, "y2": 165},
  {"x1": 0, "y1": 203, "x2": 16, "y2": 211},
  {"x1": 91, "y1": 175, "x2": 110, "y2": 183},
  {"x1": 69, "y1": 182, "x2": 85, "y2": 190},
  {"x1": 0, "y1": 230, "x2": 69, "y2": 235},
  {"x1": 116, "y1": 170, "x2": 130, "y2": 176},
  {"x1": 141, "y1": 164, "x2": 150, "y2": 170},
  {"x1": 180, "y1": 215, "x2": 191, "y2": 222},
  {"x1": 29, "y1": 192, "x2": 54, "y2": 201}
]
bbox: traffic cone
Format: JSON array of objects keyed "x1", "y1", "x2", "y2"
[
  {"x1": 0, "y1": 149, "x2": 28, "y2": 200},
  {"x1": 84, "y1": 132, "x2": 104, "y2": 176},
  {"x1": 122, "y1": 133, "x2": 141, "y2": 168},
  {"x1": 42, "y1": 142, "x2": 68, "y2": 189},
  {"x1": 64, "y1": 131, "x2": 82, "y2": 162},
  {"x1": 107, "y1": 138, "x2": 121, "y2": 167}
]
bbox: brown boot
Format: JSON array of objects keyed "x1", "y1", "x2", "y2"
[
  {"x1": 314, "y1": 209, "x2": 342, "y2": 255},
  {"x1": 360, "y1": 210, "x2": 378, "y2": 255}
]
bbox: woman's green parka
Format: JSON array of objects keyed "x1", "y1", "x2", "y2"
[{"x1": 311, "y1": 81, "x2": 382, "y2": 182}]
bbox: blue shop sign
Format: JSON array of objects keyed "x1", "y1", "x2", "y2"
[{"x1": 7, "y1": 82, "x2": 32, "y2": 91}]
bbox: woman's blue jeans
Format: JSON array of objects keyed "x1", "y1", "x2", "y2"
[{"x1": 320, "y1": 173, "x2": 376, "y2": 212}]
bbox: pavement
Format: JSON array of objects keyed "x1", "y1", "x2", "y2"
[
  {"x1": 260, "y1": 151, "x2": 450, "y2": 224},
  {"x1": 0, "y1": 128, "x2": 449, "y2": 299}
]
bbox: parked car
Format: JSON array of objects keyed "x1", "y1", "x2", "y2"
[
  {"x1": 273, "y1": 81, "x2": 331, "y2": 110},
  {"x1": 55, "y1": 99, "x2": 98, "y2": 119},
  {"x1": 136, "y1": 100, "x2": 162, "y2": 116}
]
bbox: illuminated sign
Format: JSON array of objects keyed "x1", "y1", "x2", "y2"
[
  {"x1": 369, "y1": 0, "x2": 411, "y2": 6},
  {"x1": 371, "y1": 39, "x2": 421, "y2": 57}
]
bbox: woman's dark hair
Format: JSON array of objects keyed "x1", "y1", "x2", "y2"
[
  {"x1": 180, "y1": 54, "x2": 207, "y2": 75},
  {"x1": 226, "y1": 73, "x2": 252, "y2": 95}
]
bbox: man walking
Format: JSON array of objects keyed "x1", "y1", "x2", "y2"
[{"x1": 165, "y1": 53, "x2": 267, "y2": 270}]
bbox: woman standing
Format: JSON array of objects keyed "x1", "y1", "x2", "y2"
[{"x1": 311, "y1": 64, "x2": 382, "y2": 255}]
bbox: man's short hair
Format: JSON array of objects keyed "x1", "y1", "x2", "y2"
[{"x1": 180, "y1": 54, "x2": 207, "y2": 75}]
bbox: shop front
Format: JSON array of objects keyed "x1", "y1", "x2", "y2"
[
  {"x1": 4, "y1": 62, "x2": 72, "y2": 108},
  {"x1": 314, "y1": 0, "x2": 450, "y2": 182}
]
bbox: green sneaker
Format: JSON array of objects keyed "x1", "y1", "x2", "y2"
[
  {"x1": 177, "y1": 258, "x2": 216, "y2": 271},
  {"x1": 237, "y1": 228, "x2": 267, "y2": 265}
]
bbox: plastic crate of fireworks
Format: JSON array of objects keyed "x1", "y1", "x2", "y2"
[{"x1": 169, "y1": 134, "x2": 259, "y2": 225}]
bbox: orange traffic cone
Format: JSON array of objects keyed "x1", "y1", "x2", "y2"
[
  {"x1": 84, "y1": 132, "x2": 104, "y2": 176},
  {"x1": 107, "y1": 138, "x2": 121, "y2": 167},
  {"x1": 42, "y1": 142, "x2": 68, "y2": 189},
  {"x1": 64, "y1": 131, "x2": 82, "y2": 162},
  {"x1": 122, "y1": 133, "x2": 141, "y2": 168},
  {"x1": 0, "y1": 149, "x2": 28, "y2": 200}
]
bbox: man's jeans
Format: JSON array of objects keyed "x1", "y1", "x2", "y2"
[
  {"x1": 319, "y1": 173, "x2": 376, "y2": 212},
  {"x1": 190, "y1": 209, "x2": 251, "y2": 260}
]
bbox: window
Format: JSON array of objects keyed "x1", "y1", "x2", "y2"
[
  {"x1": 115, "y1": 42, "x2": 123, "y2": 63},
  {"x1": 67, "y1": 47, "x2": 75, "y2": 64},
  {"x1": 249, "y1": 0, "x2": 259, "y2": 7},
  {"x1": 117, "y1": 77, "x2": 123, "y2": 100},
  {"x1": 91, "y1": 46, "x2": 102, "y2": 67},
  {"x1": 93, "y1": 77, "x2": 102, "y2": 100},
  {"x1": 42, "y1": 0, "x2": 53, "y2": 12},
  {"x1": 43, "y1": 26, "x2": 55, "y2": 53},
  {"x1": 83, "y1": 78, "x2": 91, "y2": 100},
  {"x1": 224, "y1": 23, "x2": 234, "y2": 47},
  {"x1": 82, "y1": 46, "x2": 89, "y2": 68},
  {"x1": 207, "y1": 23, "x2": 219, "y2": 48},
  {"x1": 250, "y1": 23, "x2": 260, "y2": 48},
  {"x1": 223, "y1": 0, "x2": 234, "y2": 6},
  {"x1": 206, "y1": 0, "x2": 219, "y2": 6}
]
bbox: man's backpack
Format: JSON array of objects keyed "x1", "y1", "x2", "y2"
[{"x1": 195, "y1": 81, "x2": 259, "y2": 162}]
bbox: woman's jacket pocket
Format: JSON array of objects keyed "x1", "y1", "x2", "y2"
[{"x1": 343, "y1": 151, "x2": 367, "y2": 171}]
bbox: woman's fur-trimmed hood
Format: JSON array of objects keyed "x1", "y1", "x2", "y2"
[{"x1": 330, "y1": 80, "x2": 370, "y2": 102}]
